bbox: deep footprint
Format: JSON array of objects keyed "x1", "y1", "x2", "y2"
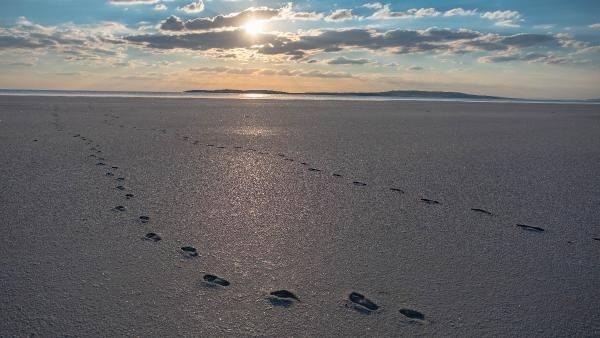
[
  {"x1": 114, "y1": 205, "x2": 127, "y2": 212},
  {"x1": 399, "y1": 308, "x2": 425, "y2": 320},
  {"x1": 421, "y1": 198, "x2": 440, "y2": 205},
  {"x1": 143, "y1": 232, "x2": 161, "y2": 242},
  {"x1": 125, "y1": 193, "x2": 134, "y2": 199},
  {"x1": 116, "y1": 185, "x2": 126, "y2": 191},
  {"x1": 269, "y1": 290, "x2": 299, "y2": 306},
  {"x1": 181, "y1": 246, "x2": 198, "y2": 257},
  {"x1": 353, "y1": 181, "x2": 367, "y2": 186},
  {"x1": 348, "y1": 292, "x2": 379, "y2": 312},
  {"x1": 471, "y1": 208, "x2": 494, "y2": 216},
  {"x1": 516, "y1": 224, "x2": 545, "y2": 232},
  {"x1": 203, "y1": 274, "x2": 230, "y2": 286},
  {"x1": 390, "y1": 188, "x2": 405, "y2": 193},
  {"x1": 308, "y1": 168, "x2": 321, "y2": 172},
  {"x1": 139, "y1": 215, "x2": 150, "y2": 223}
]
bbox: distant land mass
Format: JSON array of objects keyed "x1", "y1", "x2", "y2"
[{"x1": 184, "y1": 89, "x2": 507, "y2": 100}]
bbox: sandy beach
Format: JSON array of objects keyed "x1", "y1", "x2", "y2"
[{"x1": 0, "y1": 95, "x2": 599, "y2": 336}]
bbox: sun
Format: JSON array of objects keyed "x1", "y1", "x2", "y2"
[{"x1": 242, "y1": 19, "x2": 265, "y2": 35}]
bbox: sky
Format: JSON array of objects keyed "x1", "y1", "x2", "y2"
[{"x1": 0, "y1": 0, "x2": 599, "y2": 99}]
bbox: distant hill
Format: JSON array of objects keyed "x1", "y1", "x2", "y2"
[{"x1": 185, "y1": 89, "x2": 507, "y2": 100}]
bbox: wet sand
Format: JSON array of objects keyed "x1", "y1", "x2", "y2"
[{"x1": 0, "y1": 96, "x2": 599, "y2": 336}]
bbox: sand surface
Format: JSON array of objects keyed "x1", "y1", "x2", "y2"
[{"x1": 0, "y1": 96, "x2": 599, "y2": 336}]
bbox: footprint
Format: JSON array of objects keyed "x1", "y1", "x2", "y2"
[
  {"x1": 73, "y1": 134, "x2": 80, "y2": 137},
  {"x1": 516, "y1": 224, "x2": 545, "y2": 232},
  {"x1": 471, "y1": 208, "x2": 494, "y2": 216},
  {"x1": 203, "y1": 274, "x2": 230, "y2": 287},
  {"x1": 114, "y1": 205, "x2": 127, "y2": 212},
  {"x1": 111, "y1": 166, "x2": 119, "y2": 169},
  {"x1": 285, "y1": 158, "x2": 294, "y2": 162},
  {"x1": 268, "y1": 290, "x2": 299, "y2": 307},
  {"x1": 125, "y1": 193, "x2": 134, "y2": 199},
  {"x1": 353, "y1": 181, "x2": 367, "y2": 186},
  {"x1": 277, "y1": 154, "x2": 286, "y2": 157},
  {"x1": 116, "y1": 185, "x2": 126, "y2": 191},
  {"x1": 399, "y1": 308, "x2": 425, "y2": 320},
  {"x1": 143, "y1": 233, "x2": 161, "y2": 242},
  {"x1": 348, "y1": 292, "x2": 379, "y2": 312},
  {"x1": 96, "y1": 162, "x2": 106, "y2": 166},
  {"x1": 421, "y1": 198, "x2": 440, "y2": 205},
  {"x1": 308, "y1": 168, "x2": 321, "y2": 172},
  {"x1": 89, "y1": 154, "x2": 97, "y2": 158},
  {"x1": 234, "y1": 146, "x2": 242, "y2": 149},
  {"x1": 193, "y1": 141, "x2": 199, "y2": 145},
  {"x1": 139, "y1": 215, "x2": 150, "y2": 223},
  {"x1": 592, "y1": 238, "x2": 600, "y2": 241},
  {"x1": 116, "y1": 177, "x2": 125, "y2": 181},
  {"x1": 105, "y1": 172, "x2": 114, "y2": 177},
  {"x1": 333, "y1": 173, "x2": 343, "y2": 177},
  {"x1": 217, "y1": 146, "x2": 226, "y2": 149},
  {"x1": 181, "y1": 246, "x2": 198, "y2": 258},
  {"x1": 300, "y1": 162, "x2": 308, "y2": 165},
  {"x1": 207, "y1": 144, "x2": 214, "y2": 147},
  {"x1": 390, "y1": 188, "x2": 405, "y2": 193}
]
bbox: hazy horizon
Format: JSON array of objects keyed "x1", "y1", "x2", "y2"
[{"x1": 1, "y1": 1, "x2": 599, "y2": 99}]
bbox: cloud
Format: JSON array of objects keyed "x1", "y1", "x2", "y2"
[
  {"x1": 362, "y1": 3, "x2": 383, "y2": 10},
  {"x1": 325, "y1": 9, "x2": 356, "y2": 22},
  {"x1": 161, "y1": 7, "x2": 280, "y2": 31},
  {"x1": 160, "y1": 4, "x2": 322, "y2": 31},
  {"x1": 327, "y1": 56, "x2": 371, "y2": 65},
  {"x1": 126, "y1": 25, "x2": 564, "y2": 62},
  {"x1": 481, "y1": 10, "x2": 522, "y2": 27},
  {"x1": 370, "y1": 5, "x2": 441, "y2": 19},
  {"x1": 589, "y1": 23, "x2": 600, "y2": 29},
  {"x1": 125, "y1": 29, "x2": 279, "y2": 50},
  {"x1": 108, "y1": 0, "x2": 159, "y2": 4},
  {"x1": 444, "y1": 8, "x2": 477, "y2": 17},
  {"x1": 478, "y1": 52, "x2": 572, "y2": 65},
  {"x1": 0, "y1": 17, "x2": 130, "y2": 65},
  {"x1": 188, "y1": 66, "x2": 354, "y2": 78},
  {"x1": 179, "y1": 1, "x2": 204, "y2": 14},
  {"x1": 154, "y1": 4, "x2": 167, "y2": 11}
]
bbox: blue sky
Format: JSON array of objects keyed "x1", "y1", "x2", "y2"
[{"x1": 0, "y1": 0, "x2": 599, "y2": 98}]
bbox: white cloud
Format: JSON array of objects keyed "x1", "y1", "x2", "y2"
[
  {"x1": 481, "y1": 10, "x2": 522, "y2": 27},
  {"x1": 179, "y1": 1, "x2": 204, "y2": 13},
  {"x1": 108, "y1": 0, "x2": 159, "y2": 5},
  {"x1": 444, "y1": 8, "x2": 477, "y2": 17},
  {"x1": 154, "y1": 4, "x2": 167, "y2": 11},
  {"x1": 589, "y1": 23, "x2": 600, "y2": 29},
  {"x1": 370, "y1": 5, "x2": 440, "y2": 19}
]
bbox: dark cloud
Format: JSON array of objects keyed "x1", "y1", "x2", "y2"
[
  {"x1": 160, "y1": 7, "x2": 280, "y2": 31},
  {"x1": 125, "y1": 29, "x2": 280, "y2": 50},
  {"x1": 125, "y1": 27, "x2": 566, "y2": 61},
  {"x1": 327, "y1": 56, "x2": 371, "y2": 65}
]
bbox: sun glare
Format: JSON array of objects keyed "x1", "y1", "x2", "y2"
[{"x1": 243, "y1": 20, "x2": 264, "y2": 35}]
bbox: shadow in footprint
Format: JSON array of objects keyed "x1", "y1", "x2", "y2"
[
  {"x1": 516, "y1": 224, "x2": 545, "y2": 232},
  {"x1": 142, "y1": 233, "x2": 161, "y2": 242},
  {"x1": 348, "y1": 292, "x2": 379, "y2": 314},
  {"x1": 399, "y1": 308, "x2": 425, "y2": 321},
  {"x1": 181, "y1": 246, "x2": 198, "y2": 258},
  {"x1": 353, "y1": 181, "x2": 367, "y2": 186},
  {"x1": 139, "y1": 215, "x2": 150, "y2": 223},
  {"x1": 471, "y1": 208, "x2": 494, "y2": 216},
  {"x1": 390, "y1": 188, "x2": 405, "y2": 193},
  {"x1": 268, "y1": 290, "x2": 299, "y2": 307},
  {"x1": 421, "y1": 198, "x2": 440, "y2": 205},
  {"x1": 203, "y1": 274, "x2": 230, "y2": 287}
]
